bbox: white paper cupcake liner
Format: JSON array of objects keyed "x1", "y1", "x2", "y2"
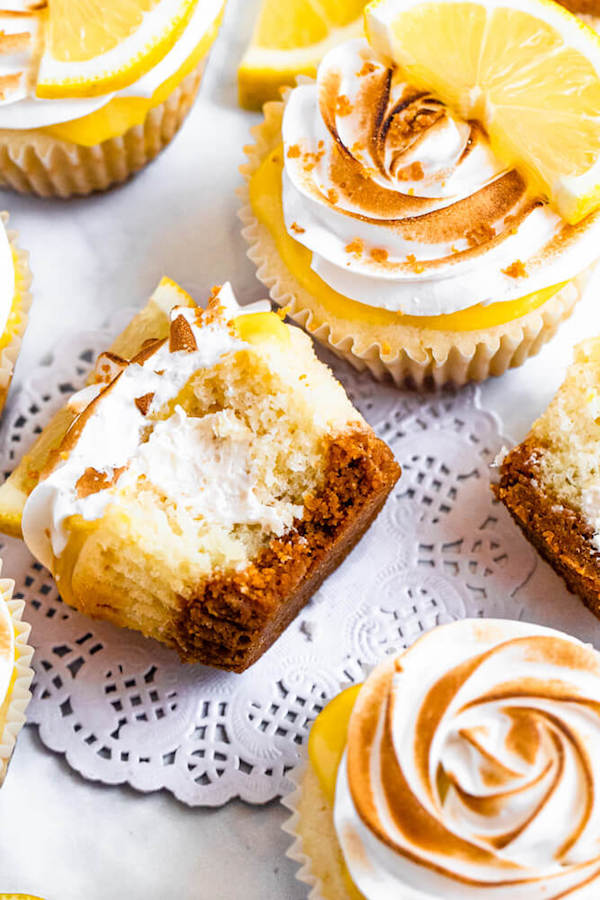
[
  {"x1": 0, "y1": 211, "x2": 32, "y2": 416},
  {"x1": 282, "y1": 762, "x2": 331, "y2": 900},
  {"x1": 239, "y1": 98, "x2": 587, "y2": 388},
  {"x1": 0, "y1": 62, "x2": 206, "y2": 198},
  {"x1": 0, "y1": 571, "x2": 34, "y2": 785}
]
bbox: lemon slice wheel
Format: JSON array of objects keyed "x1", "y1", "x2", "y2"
[
  {"x1": 365, "y1": 0, "x2": 600, "y2": 223},
  {"x1": 36, "y1": 0, "x2": 199, "y2": 99},
  {"x1": 238, "y1": 0, "x2": 368, "y2": 109}
]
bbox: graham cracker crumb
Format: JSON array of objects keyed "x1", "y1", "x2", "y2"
[
  {"x1": 502, "y1": 260, "x2": 527, "y2": 278},
  {"x1": 406, "y1": 254, "x2": 425, "y2": 273},
  {"x1": 357, "y1": 61, "x2": 377, "y2": 77},
  {"x1": 336, "y1": 94, "x2": 352, "y2": 116},
  {"x1": 370, "y1": 248, "x2": 389, "y2": 263},
  {"x1": 345, "y1": 239, "x2": 364, "y2": 258},
  {"x1": 396, "y1": 161, "x2": 424, "y2": 181},
  {"x1": 465, "y1": 223, "x2": 496, "y2": 247}
]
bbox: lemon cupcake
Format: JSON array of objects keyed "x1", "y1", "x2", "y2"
[
  {"x1": 0, "y1": 212, "x2": 31, "y2": 416},
  {"x1": 241, "y1": 1, "x2": 600, "y2": 386},
  {"x1": 0, "y1": 0, "x2": 225, "y2": 198},
  {"x1": 0, "y1": 278, "x2": 399, "y2": 672},
  {"x1": 284, "y1": 618, "x2": 600, "y2": 899},
  {"x1": 0, "y1": 563, "x2": 34, "y2": 785}
]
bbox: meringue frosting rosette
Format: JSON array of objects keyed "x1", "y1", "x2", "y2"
[
  {"x1": 0, "y1": 211, "x2": 32, "y2": 416},
  {"x1": 283, "y1": 619, "x2": 600, "y2": 900},
  {"x1": 0, "y1": 0, "x2": 225, "y2": 197},
  {"x1": 241, "y1": 38, "x2": 600, "y2": 385}
]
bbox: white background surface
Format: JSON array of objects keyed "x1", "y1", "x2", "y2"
[{"x1": 1, "y1": 0, "x2": 600, "y2": 896}]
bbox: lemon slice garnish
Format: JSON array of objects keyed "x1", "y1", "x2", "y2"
[
  {"x1": 36, "y1": 0, "x2": 199, "y2": 99},
  {"x1": 238, "y1": 0, "x2": 368, "y2": 110},
  {"x1": 365, "y1": 0, "x2": 600, "y2": 223}
]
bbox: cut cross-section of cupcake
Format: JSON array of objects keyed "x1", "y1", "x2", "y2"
[
  {"x1": 496, "y1": 339, "x2": 600, "y2": 620},
  {"x1": 5, "y1": 280, "x2": 399, "y2": 672}
]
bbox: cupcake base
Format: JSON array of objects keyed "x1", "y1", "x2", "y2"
[
  {"x1": 283, "y1": 763, "x2": 351, "y2": 900},
  {"x1": 240, "y1": 99, "x2": 586, "y2": 388},
  {"x1": 0, "y1": 63, "x2": 205, "y2": 198},
  {"x1": 0, "y1": 572, "x2": 34, "y2": 786},
  {"x1": 0, "y1": 213, "x2": 32, "y2": 416}
]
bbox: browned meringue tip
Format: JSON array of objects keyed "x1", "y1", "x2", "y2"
[
  {"x1": 93, "y1": 351, "x2": 128, "y2": 384},
  {"x1": 238, "y1": 97, "x2": 586, "y2": 389},
  {"x1": 169, "y1": 313, "x2": 198, "y2": 353}
]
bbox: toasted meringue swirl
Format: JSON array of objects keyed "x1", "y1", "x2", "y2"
[
  {"x1": 334, "y1": 619, "x2": 600, "y2": 898},
  {"x1": 282, "y1": 40, "x2": 600, "y2": 316}
]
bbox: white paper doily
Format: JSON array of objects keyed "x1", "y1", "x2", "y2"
[{"x1": 0, "y1": 309, "x2": 543, "y2": 806}]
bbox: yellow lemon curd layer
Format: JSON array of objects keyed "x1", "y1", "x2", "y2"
[
  {"x1": 39, "y1": 4, "x2": 225, "y2": 147},
  {"x1": 53, "y1": 516, "x2": 98, "y2": 613},
  {"x1": 249, "y1": 147, "x2": 566, "y2": 333},
  {"x1": 0, "y1": 248, "x2": 26, "y2": 358},
  {"x1": 233, "y1": 309, "x2": 290, "y2": 345},
  {"x1": 308, "y1": 684, "x2": 364, "y2": 900}
]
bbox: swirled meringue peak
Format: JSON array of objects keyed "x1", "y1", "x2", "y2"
[
  {"x1": 282, "y1": 39, "x2": 600, "y2": 316},
  {"x1": 334, "y1": 619, "x2": 600, "y2": 899}
]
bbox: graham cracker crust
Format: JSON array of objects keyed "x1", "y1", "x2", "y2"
[
  {"x1": 172, "y1": 429, "x2": 401, "y2": 672},
  {"x1": 495, "y1": 439, "x2": 600, "y2": 620}
]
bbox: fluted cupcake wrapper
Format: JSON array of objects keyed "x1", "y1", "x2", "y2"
[
  {"x1": 0, "y1": 571, "x2": 34, "y2": 786},
  {"x1": 239, "y1": 98, "x2": 587, "y2": 388},
  {"x1": 0, "y1": 211, "x2": 32, "y2": 416},
  {"x1": 0, "y1": 63, "x2": 206, "y2": 199},
  {"x1": 282, "y1": 761, "x2": 348, "y2": 900}
]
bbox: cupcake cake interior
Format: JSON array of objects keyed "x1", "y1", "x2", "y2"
[
  {"x1": 3, "y1": 280, "x2": 400, "y2": 672},
  {"x1": 497, "y1": 338, "x2": 600, "y2": 619}
]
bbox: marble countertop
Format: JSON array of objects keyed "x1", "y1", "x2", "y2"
[{"x1": 1, "y1": 0, "x2": 600, "y2": 896}]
